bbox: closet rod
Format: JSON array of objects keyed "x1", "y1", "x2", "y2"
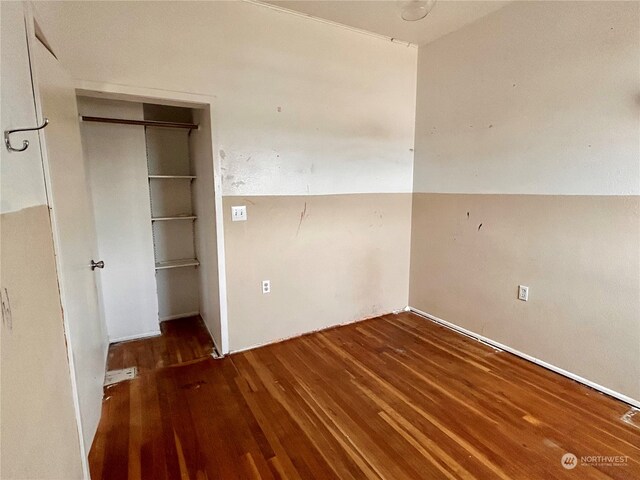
[{"x1": 80, "y1": 116, "x2": 198, "y2": 130}]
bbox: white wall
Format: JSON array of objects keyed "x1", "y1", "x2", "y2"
[
  {"x1": 191, "y1": 108, "x2": 223, "y2": 350},
  {"x1": 78, "y1": 97, "x2": 160, "y2": 341},
  {"x1": 1, "y1": 3, "x2": 48, "y2": 214},
  {"x1": 33, "y1": 0, "x2": 417, "y2": 197},
  {"x1": 414, "y1": 1, "x2": 640, "y2": 196}
]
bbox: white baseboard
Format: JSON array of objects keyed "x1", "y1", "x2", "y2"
[
  {"x1": 408, "y1": 306, "x2": 640, "y2": 409},
  {"x1": 160, "y1": 311, "x2": 200, "y2": 322},
  {"x1": 110, "y1": 330, "x2": 161, "y2": 344}
]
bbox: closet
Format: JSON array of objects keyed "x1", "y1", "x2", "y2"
[
  {"x1": 78, "y1": 96, "x2": 221, "y2": 349},
  {"x1": 144, "y1": 105, "x2": 200, "y2": 321}
]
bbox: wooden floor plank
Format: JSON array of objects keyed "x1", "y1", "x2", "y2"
[{"x1": 89, "y1": 313, "x2": 640, "y2": 479}]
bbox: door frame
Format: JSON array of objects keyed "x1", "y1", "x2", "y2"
[{"x1": 75, "y1": 80, "x2": 230, "y2": 355}]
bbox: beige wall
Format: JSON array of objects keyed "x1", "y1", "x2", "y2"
[
  {"x1": 410, "y1": 194, "x2": 640, "y2": 400},
  {"x1": 224, "y1": 194, "x2": 411, "y2": 351},
  {"x1": 411, "y1": 2, "x2": 640, "y2": 403},
  {"x1": 1, "y1": 207, "x2": 84, "y2": 479}
]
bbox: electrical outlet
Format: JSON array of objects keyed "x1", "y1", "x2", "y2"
[
  {"x1": 518, "y1": 285, "x2": 529, "y2": 301},
  {"x1": 231, "y1": 205, "x2": 247, "y2": 222},
  {"x1": 262, "y1": 280, "x2": 271, "y2": 294}
]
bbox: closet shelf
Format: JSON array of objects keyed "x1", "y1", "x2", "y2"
[
  {"x1": 151, "y1": 215, "x2": 197, "y2": 221},
  {"x1": 149, "y1": 175, "x2": 197, "y2": 179},
  {"x1": 155, "y1": 258, "x2": 200, "y2": 270}
]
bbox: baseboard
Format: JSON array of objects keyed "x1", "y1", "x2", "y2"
[
  {"x1": 408, "y1": 306, "x2": 640, "y2": 409},
  {"x1": 110, "y1": 330, "x2": 161, "y2": 344},
  {"x1": 160, "y1": 311, "x2": 200, "y2": 322}
]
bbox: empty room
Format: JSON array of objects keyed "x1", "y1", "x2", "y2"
[{"x1": 1, "y1": 0, "x2": 639, "y2": 479}]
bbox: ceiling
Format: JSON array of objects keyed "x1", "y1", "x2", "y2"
[{"x1": 263, "y1": 1, "x2": 509, "y2": 45}]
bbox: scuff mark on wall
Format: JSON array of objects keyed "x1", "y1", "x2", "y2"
[
  {"x1": 478, "y1": 223, "x2": 483, "y2": 231},
  {"x1": 1, "y1": 287, "x2": 12, "y2": 331},
  {"x1": 231, "y1": 181, "x2": 245, "y2": 188},
  {"x1": 219, "y1": 149, "x2": 226, "y2": 159},
  {"x1": 296, "y1": 201, "x2": 308, "y2": 236}
]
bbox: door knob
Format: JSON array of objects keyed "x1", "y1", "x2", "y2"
[{"x1": 90, "y1": 260, "x2": 104, "y2": 270}]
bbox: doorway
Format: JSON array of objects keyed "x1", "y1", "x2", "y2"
[{"x1": 75, "y1": 89, "x2": 228, "y2": 355}]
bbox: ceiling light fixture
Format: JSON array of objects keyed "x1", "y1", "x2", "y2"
[{"x1": 399, "y1": 0, "x2": 436, "y2": 21}]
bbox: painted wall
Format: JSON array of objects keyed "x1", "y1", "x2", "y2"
[
  {"x1": 34, "y1": 0, "x2": 417, "y2": 351},
  {"x1": 191, "y1": 108, "x2": 223, "y2": 350},
  {"x1": 78, "y1": 97, "x2": 160, "y2": 342},
  {"x1": 0, "y1": 2, "x2": 83, "y2": 478},
  {"x1": 224, "y1": 193, "x2": 411, "y2": 349},
  {"x1": 410, "y1": 1, "x2": 640, "y2": 402}
]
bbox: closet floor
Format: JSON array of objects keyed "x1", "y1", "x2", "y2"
[{"x1": 89, "y1": 313, "x2": 640, "y2": 479}]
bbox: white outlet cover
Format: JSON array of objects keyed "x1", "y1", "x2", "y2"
[
  {"x1": 262, "y1": 280, "x2": 271, "y2": 294},
  {"x1": 518, "y1": 285, "x2": 529, "y2": 301},
  {"x1": 231, "y1": 205, "x2": 247, "y2": 221}
]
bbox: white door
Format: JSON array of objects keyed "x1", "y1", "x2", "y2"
[
  {"x1": 30, "y1": 39, "x2": 109, "y2": 454},
  {"x1": 1, "y1": 3, "x2": 84, "y2": 478},
  {"x1": 78, "y1": 98, "x2": 160, "y2": 342}
]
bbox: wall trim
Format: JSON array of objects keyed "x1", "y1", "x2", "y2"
[
  {"x1": 110, "y1": 330, "x2": 161, "y2": 344},
  {"x1": 408, "y1": 306, "x2": 640, "y2": 409}
]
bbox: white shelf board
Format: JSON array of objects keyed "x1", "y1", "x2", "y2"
[
  {"x1": 148, "y1": 175, "x2": 196, "y2": 179},
  {"x1": 151, "y1": 215, "x2": 197, "y2": 221},
  {"x1": 155, "y1": 258, "x2": 200, "y2": 270}
]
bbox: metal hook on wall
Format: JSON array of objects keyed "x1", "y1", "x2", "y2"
[{"x1": 4, "y1": 118, "x2": 49, "y2": 152}]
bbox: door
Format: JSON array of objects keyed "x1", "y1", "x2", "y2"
[
  {"x1": 0, "y1": 3, "x2": 84, "y2": 478},
  {"x1": 77, "y1": 98, "x2": 160, "y2": 342},
  {"x1": 30, "y1": 38, "x2": 109, "y2": 453}
]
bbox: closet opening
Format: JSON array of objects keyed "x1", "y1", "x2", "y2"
[{"x1": 77, "y1": 93, "x2": 225, "y2": 356}]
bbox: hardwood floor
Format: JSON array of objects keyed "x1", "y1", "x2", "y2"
[{"x1": 89, "y1": 313, "x2": 640, "y2": 479}]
